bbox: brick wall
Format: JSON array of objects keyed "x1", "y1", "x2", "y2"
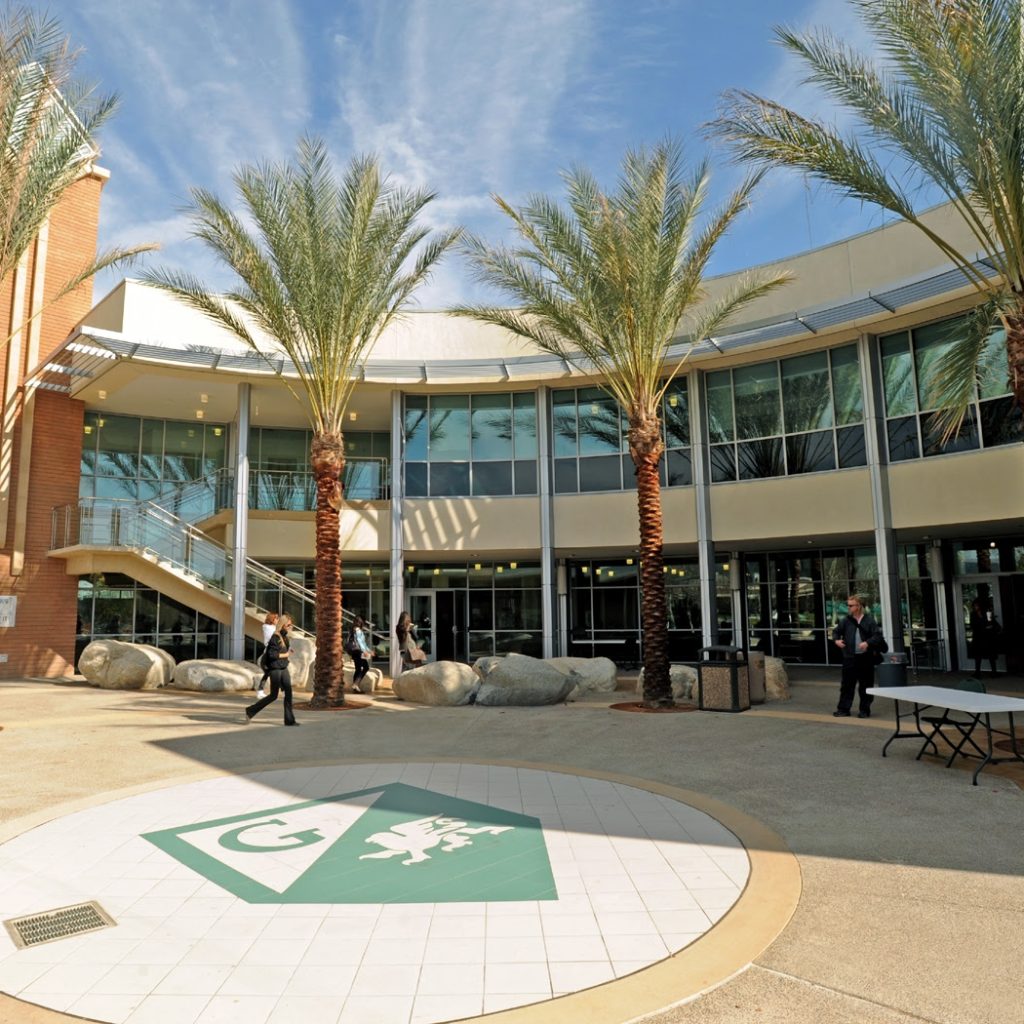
[{"x1": 0, "y1": 172, "x2": 104, "y2": 677}]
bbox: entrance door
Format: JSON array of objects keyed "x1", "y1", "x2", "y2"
[
  {"x1": 955, "y1": 577, "x2": 1005, "y2": 673},
  {"x1": 406, "y1": 591, "x2": 435, "y2": 662},
  {"x1": 434, "y1": 591, "x2": 467, "y2": 663}
]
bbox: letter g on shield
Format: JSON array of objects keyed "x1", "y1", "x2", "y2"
[{"x1": 217, "y1": 817, "x2": 325, "y2": 852}]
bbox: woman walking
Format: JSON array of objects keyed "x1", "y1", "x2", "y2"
[
  {"x1": 395, "y1": 611, "x2": 419, "y2": 672},
  {"x1": 347, "y1": 615, "x2": 373, "y2": 693},
  {"x1": 245, "y1": 613, "x2": 299, "y2": 726}
]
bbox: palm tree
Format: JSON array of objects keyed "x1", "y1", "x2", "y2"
[
  {"x1": 146, "y1": 138, "x2": 459, "y2": 707},
  {"x1": 713, "y1": 0, "x2": 1024, "y2": 438},
  {"x1": 453, "y1": 141, "x2": 789, "y2": 706},
  {"x1": 0, "y1": 6, "x2": 151, "y2": 332}
]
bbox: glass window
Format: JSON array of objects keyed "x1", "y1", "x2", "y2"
[
  {"x1": 662, "y1": 379, "x2": 689, "y2": 447},
  {"x1": 140, "y1": 420, "x2": 164, "y2": 480},
  {"x1": 554, "y1": 458, "x2": 578, "y2": 493},
  {"x1": 404, "y1": 462, "x2": 428, "y2": 497},
  {"x1": 552, "y1": 390, "x2": 578, "y2": 457},
  {"x1": 203, "y1": 425, "x2": 228, "y2": 476},
  {"x1": 980, "y1": 396, "x2": 1022, "y2": 447},
  {"x1": 163, "y1": 422, "x2": 204, "y2": 481},
  {"x1": 880, "y1": 333, "x2": 916, "y2": 416},
  {"x1": 836, "y1": 425, "x2": 867, "y2": 467},
  {"x1": 830, "y1": 345, "x2": 863, "y2": 425},
  {"x1": 472, "y1": 461, "x2": 512, "y2": 496},
  {"x1": 706, "y1": 370, "x2": 734, "y2": 443},
  {"x1": 471, "y1": 394, "x2": 513, "y2": 460},
  {"x1": 733, "y1": 362, "x2": 781, "y2": 439},
  {"x1": 258, "y1": 427, "x2": 308, "y2": 472},
  {"x1": 782, "y1": 351, "x2": 832, "y2": 433},
  {"x1": 710, "y1": 444, "x2": 736, "y2": 482},
  {"x1": 666, "y1": 449, "x2": 692, "y2": 486},
  {"x1": 404, "y1": 395, "x2": 428, "y2": 461},
  {"x1": 978, "y1": 328, "x2": 1009, "y2": 400},
  {"x1": 429, "y1": 462, "x2": 470, "y2": 496},
  {"x1": 578, "y1": 390, "x2": 621, "y2": 456},
  {"x1": 429, "y1": 395, "x2": 470, "y2": 460},
  {"x1": 887, "y1": 416, "x2": 920, "y2": 461},
  {"x1": 95, "y1": 415, "x2": 140, "y2": 477},
  {"x1": 512, "y1": 392, "x2": 537, "y2": 457},
  {"x1": 514, "y1": 460, "x2": 537, "y2": 494},
  {"x1": 579, "y1": 454, "x2": 622, "y2": 492},
  {"x1": 785, "y1": 431, "x2": 835, "y2": 474},
  {"x1": 738, "y1": 437, "x2": 784, "y2": 479},
  {"x1": 913, "y1": 318, "x2": 961, "y2": 410},
  {"x1": 920, "y1": 409, "x2": 979, "y2": 456}
]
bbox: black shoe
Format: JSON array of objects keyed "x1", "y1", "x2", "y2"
[
  {"x1": 857, "y1": 710, "x2": 871, "y2": 719},
  {"x1": 833, "y1": 710, "x2": 851, "y2": 718},
  {"x1": 285, "y1": 721, "x2": 301, "y2": 726}
]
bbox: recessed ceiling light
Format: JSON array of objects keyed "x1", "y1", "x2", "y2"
[
  {"x1": 200, "y1": 393, "x2": 208, "y2": 403},
  {"x1": 97, "y1": 389, "x2": 106, "y2": 400},
  {"x1": 349, "y1": 411, "x2": 358, "y2": 421},
  {"x1": 195, "y1": 410, "x2": 204, "y2": 420}
]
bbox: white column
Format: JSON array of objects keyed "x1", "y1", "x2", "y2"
[
  {"x1": 229, "y1": 382, "x2": 251, "y2": 660},
  {"x1": 389, "y1": 389, "x2": 405, "y2": 680},
  {"x1": 690, "y1": 370, "x2": 717, "y2": 649},
  {"x1": 858, "y1": 334, "x2": 903, "y2": 652},
  {"x1": 536, "y1": 386, "x2": 556, "y2": 658}
]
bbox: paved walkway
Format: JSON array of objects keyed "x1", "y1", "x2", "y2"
[{"x1": 0, "y1": 669, "x2": 1021, "y2": 1024}]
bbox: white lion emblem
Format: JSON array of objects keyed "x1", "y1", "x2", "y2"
[{"x1": 359, "y1": 814, "x2": 512, "y2": 865}]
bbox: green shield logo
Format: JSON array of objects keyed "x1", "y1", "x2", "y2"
[{"x1": 142, "y1": 782, "x2": 556, "y2": 904}]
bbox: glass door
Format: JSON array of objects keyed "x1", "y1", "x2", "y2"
[
  {"x1": 955, "y1": 577, "x2": 1005, "y2": 674},
  {"x1": 406, "y1": 591, "x2": 435, "y2": 662}
]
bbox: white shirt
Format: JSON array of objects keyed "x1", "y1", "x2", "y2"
[{"x1": 262, "y1": 623, "x2": 276, "y2": 644}]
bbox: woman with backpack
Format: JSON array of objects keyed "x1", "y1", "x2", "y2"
[{"x1": 347, "y1": 615, "x2": 373, "y2": 693}]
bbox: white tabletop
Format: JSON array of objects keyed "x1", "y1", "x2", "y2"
[{"x1": 866, "y1": 685, "x2": 1024, "y2": 714}]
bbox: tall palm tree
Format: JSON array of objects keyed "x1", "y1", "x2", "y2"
[
  {"x1": 453, "y1": 141, "x2": 789, "y2": 706},
  {"x1": 713, "y1": 0, "x2": 1024, "y2": 439},
  {"x1": 0, "y1": 6, "x2": 151, "y2": 330},
  {"x1": 146, "y1": 138, "x2": 459, "y2": 707}
]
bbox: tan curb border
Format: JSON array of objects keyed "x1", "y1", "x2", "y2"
[{"x1": 0, "y1": 759, "x2": 802, "y2": 1024}]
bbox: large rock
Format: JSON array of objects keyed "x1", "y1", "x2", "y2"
[
  {"x1": 765, "y1": 657, "x2": 791, "y2": 701},
  {"x1": 172, "y1": 659, "x2": 262, "y2": 692},
  {"x1": 393, "y1": 661, "x2": 478, "y2": 706},
  {"x1": 635, "y1": 664, "x2": 698, "y2": 703},
  {"x1": 471, "y1": 656, "x2": 504, "y2": 680},
  {"x1": 78, "y1": 640, "x2": 173, "y2": 690},
  {"x1": 475, "y1": 656, "x2": 577, "y2": 707},
  {"x1": 547, "y1": 656, "x2": 618, "y2": 694},
  {"x1": 286, "y1": 634, "x2": 316, "y2": 689}
]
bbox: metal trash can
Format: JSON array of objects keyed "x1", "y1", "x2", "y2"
[
  {"x1": 876, "y1": 651, "x2": 908, "y2": 686},
  {"x1": 746, "y1": 650, "x2": 766, "y2": 704},
  {"x1": 697, "y1": 645, "x2": 751, "y2": 713}
]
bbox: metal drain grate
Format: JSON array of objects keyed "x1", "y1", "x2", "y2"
[{"x1": 4, "y1": 901, "x2": 115, "y2": 948}]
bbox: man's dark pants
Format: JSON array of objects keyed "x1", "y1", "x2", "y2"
[{"x1": 838, "y1": 654, "x2": 875, "y2": 713}]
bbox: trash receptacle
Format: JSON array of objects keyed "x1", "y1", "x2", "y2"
[
  {"x1": 876, "y1": 652, "x2": 908, "y2": 686},
  {"x1": 697, "y1": 646, "x2": 750, "y2": 712},
  {"x1": 746, "y1": 650, "x2": 766, "y2": 704}
]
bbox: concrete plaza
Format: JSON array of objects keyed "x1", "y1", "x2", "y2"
[{"x1": 0, "y1": 669, "x2": 1021, "y2": 1024}]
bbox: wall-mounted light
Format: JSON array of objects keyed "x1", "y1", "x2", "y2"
[
  {"x1": 626, "y1": 557, "x2": 634, "y2": 565},
  {"x1": 97, "y1": 389, "x2": 107, "y2": 400},
  {"x1": 200, "y1": 393, "x2": 208, "y2": 404},
  {"x1": 723, "y1": 562, "x2": 730, "y2": 571},
  {"x1": 365, "y1": 568, "x2": 371, "y2": 576},
  {"x1": 582, "y1": 566, "x2": 589, "y2": 574},
  {"x1": 596, "y1": 568, "x2": 602, "y2": 575},
  {"x1": 496, "y1": 565, "x2": 504, "y2": 573},
  {"x1": 97, "y1": 418, "x2": 105, "y2": 428},
  {"x1": 669, "y1": 395, "x2": 678, "y2": 407},
  {"x1": 83, "y1": 425, "x2": 93, "y2": 435},
  {"x1": 349, "y1": 411, "x2": 358, "y2": 422},
  {"x1": 195, "y1": 410, "x2": 204, "y2": 420},
  {"x1": 509, "y1": 561, "x2": 517, "y2": 570},
  {"x1": 407, "y1": 565, "x2": 415, "y2": 572},
  {"x1": 608, "y1": 570, "x2": 615, "y2": 578},
  {"x1": 433, "y1": 567, "x2": 440, "y2": 575},
  {"x1": 990, "y1": 541, "x2": 997, "y2": 548},
  {"x1": 213, "y1": 427, "x2": 223, "y2": 437},
  {"x1": 474, "y1": 563, "x2": 482, "y2": 570}
]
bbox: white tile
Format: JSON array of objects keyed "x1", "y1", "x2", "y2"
[
  {"x1": 485, "y1": 913, "x2": 541, "y2": 938},
  {"x1": 338, "y1": 995, "x2": 413, "y2": 1023},
  {"x1": 422, "y1": 937, "x2": 485, "y2": 965},
  {"x1": 259, "y1": 917, "x2": 323, "y2": 942},
  {"x1": 26, "y1": 961, "x2": 133, "y2": 995},
  {"x1": 195, "y1": 994, "x2": 278, "y2": 1024},
  {"x1": 153, "y1": 964, "x2": 233, "y2": 996},
  {"x1": 285, "y1": 964, "x2": 356, "y2": 998},
  {"x1": 217, "y1": 963, "x2": 295, "y2": 997},
  {"x1": 595, "y1": 911, "x2": 658, "y2": 936},
  {"x1": 588, "y1": 891, "x2": 646, "y2": 914},
  {"x1": 180, "y1": 937, "x2": 257, "y2": 966},
  {"x1": 541, "y1": 912, "x2": 600, "y2": 937},
  {"x1": 650, "y1": 908, "x2": 712, "y2": 934},
  {"x1": 602, "y1": 933, "x2": 668, "y2": 962},
  {"x1": 661, "y1": 932, "x2": 702, "y2": 953},
  {"x1": 483, "y1": 991, "x2": 548, "y2": 1013},
  {"x1": 612, "y1": 959, "x2": 652, "y2": 978},
  {"x1": 411, "y1": 993, "x2": 482, "y2": 1024},
  {"x1": 427, "y1": 915, "x2": 484, "y2": 939},
  {"x1": 14, "y1": 990, "x2": 78, "y2": 1012},
  {"x1": 67, "y1": 991, "x2": 142, "y2": 1023},
  {"x1": 484, "y1": 962, "x2": 551, "y2": 995},
  {"x1": 120, "y1": 939, "x2": 192, "y2": 966},
  {"x1": 301, "y1": 936, "x2": 368, "y2": 966},
  {"x1": 416, "y1": 963, "x2": 484, "y2": 996},
  {"x1": 363, "y1": 935, "x2": 427, "y2": 965},
  {"x1": 372, "y1": 915, "x2": 431, "y2": 940},
  {"x1": 241, "y1": 938, "x2": 310, "y2": 967},
  {"x1": 267, "y1": 994, "x2": 347, "y2": 1024},
  {"x1": 641, "y1": 890, "x2": 700, "y2": 912},
  {"x1": 692, "y1": 887, "x2": 742, "y2": 910},
  {"x1": 0, "y1": 958, "x2": 55, "y2": 992},
  {"x1": 124, "y1": 993, "x2": 211, "y2": 1024},
  {"x1": 485, "y1": 935, "x2": 548, "y2": 962},
  {"x1": 549, "y1": 960, "x2": 615, "y2": 994},
  {"x1": 544, "y1": 935, "x2": 609, "y2": 962},
  {"x1": 350, "y1": 963, "x2": 420, "y2": 998}
]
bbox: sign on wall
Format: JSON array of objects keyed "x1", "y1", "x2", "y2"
[{"x1": 0, "y1": 596, "x2": 15, "y2": 628}]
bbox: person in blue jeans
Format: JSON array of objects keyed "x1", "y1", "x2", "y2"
[
  {"x1": 832, "y1": 595, "x2": 885, "y2": 718},
  {"x1": 348, "y1": 615, "x2": 373, "y2": 693}
]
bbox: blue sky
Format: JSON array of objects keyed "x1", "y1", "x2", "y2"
[{"x1": 58, "y1": 0, "x2": 890, "y2": 308}]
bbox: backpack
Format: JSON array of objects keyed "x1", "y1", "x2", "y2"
[{"x1": 855, "y1": 617, "x2": 888, "y2": 663}]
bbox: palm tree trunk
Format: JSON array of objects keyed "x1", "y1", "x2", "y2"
[
  {"x1": 631, "y1": 417, "x2": 672, "y2": 707},
  {"x1": 309, "y1": 431, "x2": 345, "y2": 708}
]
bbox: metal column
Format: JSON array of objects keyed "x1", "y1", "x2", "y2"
[
  {"x1": 537, "y1": 386, "x2": 557, "y2": 657},
  {"x1": 229, "y1": 383, "x2": 251, "y2": 660},
  {"x1": 858, "y1": 334, "x2": 903, "y2": 652},
  {"x1": 691, "y1": 370, "x2": 718, "y2": 647},
  {"x1": 389, "y1": 389, "x2": 405, "y2": 680}
]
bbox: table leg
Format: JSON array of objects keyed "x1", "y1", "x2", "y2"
[
  {"x1": 882, "y1": 700, "x2": 935, "y2": 758},
  {"x1": 971, "y1": 713, "x2": 995, "y2": 786}
]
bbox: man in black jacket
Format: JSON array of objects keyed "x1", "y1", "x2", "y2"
[{"x1": 832, "y1": 594, "x2": 885, "y2": 719}]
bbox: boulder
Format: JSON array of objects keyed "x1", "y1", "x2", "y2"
[
  {"x1": 471, "y1": 655, "x2": 504, "y2": 680},
  {"x1": 475, "y1": 655, "x2": 577, "y2": 707},
  {"x1": 78, "y1": 640, "x2": 173, "y2": 690},
  {"x1": 635, "y1": 664, "x2": 698, "y2": 703},
  {"x1": 547, "y1": 656, "x2": 618, "y2": 694},
  {"x1": 285, "y1": 634, "x2": 316, "y2": 689},
  {"x1": 765, "y1": 657, "x2": 791, "y2": 701},
  {"x1": 344, "y1": 656, "x2": 383, "y2": 694},
  {"x1": 393, "y1": 661, "x2": 478, "y2": 706},
  {"x1": 172, "y1": 659, "x2": 262, "y2": 692}
]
